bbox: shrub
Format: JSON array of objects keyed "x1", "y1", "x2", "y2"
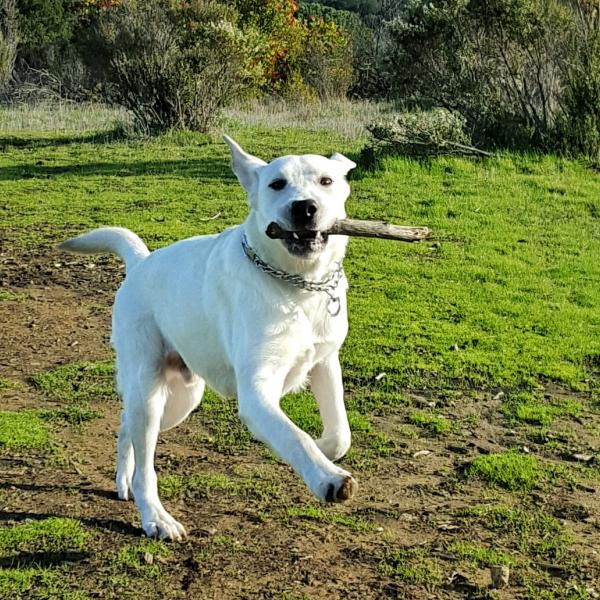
[
  {"x1": 235, "y1": 0, "x2": 353, "y2": 100},
  {"x1": 299, "y1": 2, "x2": 376, "y2": 97},
  {"x1": 361, "y1": 108, "x2": 489, "y2": 165},
  {"x1": 386, "y1": 0, "x2": 576, "y2": 149},
  {"x1": 84, "y1": 0, "x2": 255, "y2": 132},
  {"x1": 296, "y1": 17, "x2": 353, "y2": 100},
  {"x1": 559, "y1": 7, "x2": 600, "y2": 159}
]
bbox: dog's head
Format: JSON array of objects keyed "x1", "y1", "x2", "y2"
[{"x1": 225, "y1": 135, "x2": 356, "y2": 267}]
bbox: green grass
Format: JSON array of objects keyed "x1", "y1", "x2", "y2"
[
  {"x1": 0, "y1": 568, "x2": 88, "y2": 599},
  {"x1": 503, "y1": 391, "x2": 583, "y2": 426},
  {"x1": 197, "y1": 391, "x2": 252, "y2": 454},
  {"x1": 0, "y1": 517, "x2": 88, "y2": 558},
  {"x1": 31, "y1": 361, "x2": 115, "y2": 404},
  {"x1": 0, "y1": 410, "x2": 50, "y2": 450},
  {"x1": 41, "y1": 403, "x2": 101, "y2": 425},
  {"x1": 448, "y1": 541, "x2": 515, "y2": 566},
  {"x1": 460, "y1": 504, "x2": 574, "y2": 562},
  {"x1": 285, "y1": 505, "x2": 377, "y2": 532},
  {"x1": 379, "y1": 547, "x2": 444, "y2": 585},
  {"x1": 409, "y1": 409, "x2": 452, "y2": 434},
  {"x1": 114, "y1": 539, "x2": 172, "y2": 579},
  {"x1": 0, "y1": 290, "x2": 26, "y2": 301},
  {"x1": 1, "y1": 126, "x2": 599, "y2": 396},
  {"x1": 465, "y1": 451, "x2": 554, "y2": 490},
  {"x1": 0, "y1": 377, "x2": 16, "y2": 391},
  {"x1": 159, "y1": 470, "x2": 280, "y2": 503},
  {"x1": 31, "y1": 361, "x2": 113, "y2": 426},
  {"x1": 0, "y1": 568, "x2": 38, "y2": 597},
  {"x1": 0, "y1": 518, "x2": 89, "y2": 599},
  {"x1": 0, "y1": 102, "x2": 598, "y2": 600},
  {"x1": 159, "y1": 472, "x2": 233, "y2": 500}
]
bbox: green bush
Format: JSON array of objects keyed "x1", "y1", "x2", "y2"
[
  {"x1": 84, "y1": 0, "x2": 255, "y2": 132},
  {"x1": 560, "y1": 16, "x2": 600, "y2": 159},
  {"x1": 386, "y1": 0, "x2": 575, "y2": 149},
  {"x1": 297, "y1": 17, "x2": 353, "y2": 100},
  {"x1": 299, "y1": 2, "x2": 376, "y2": 97}
]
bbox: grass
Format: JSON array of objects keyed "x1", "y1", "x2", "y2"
[
  {"x1": 465, "y1": 451, "x2": 554, "y2": 490},
  {"x1": 448, "y1": 541, "x2": 515, "y2": 566},
  {"x1": 159, "y1": 470, "x2": 280, "y2": 503},
  {"x1": 285, "y1": 505, "x2": 377, "y2": 532},
  {"x1": 41, "y1": 403, "x2": 101, "y2": 425},
  {"x1": 197, "y1": 391, "x2": 252, "y2": 454},
  {"x1": 0, "y1": 100, "x2": 131, "y2": 134},
  {"x1": 114, "y1": 539, "x2": 172, "y2": 578},
  {"x1": 0, "y1": 377, "x2": 16, "y2": 391},
  {"x1": 1, "y1": 114, "x2": 599, "y2": 395},
  {"x1": 0, "y1": 410, "x2": 50, "y2": 450},
  {"x1": 0, "y1": 568, "x2": 88, "y2": 599},
  {"x1": 224, "y1": 98, "x2": 399, "y2": 142},
  {"x1": 159, "y1": 472, "x2": 233, "y2": 500},
  {"x1": 460, "y1": 504, "x2": 574, "y2": 562},
  {"x1": 31, "y1": 361, "x2": 114, "y2": 426},
  {"x1": 0, "y1": 290, "x2": 26, "y2": 301},
  {"x1": 30, "y1": 361, "x2": 115, "y2": 404},
  {"x1": 409, "y1": 409, "x2": 452, "y2": 434},
  {"x1": 503, "y1": 391, "x2": 583, "y2": 426},
  {"x1": 379, "y1": 547, "x2": 444, "y2": 586},
  {"x1": 0, "y1": 517, "x2": 88, "y2": 558}
]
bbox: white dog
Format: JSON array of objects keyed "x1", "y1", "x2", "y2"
[{"x1": 59, "y1": 136, "x2": 358, "y2": 540}]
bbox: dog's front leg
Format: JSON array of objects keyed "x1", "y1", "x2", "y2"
[
  {"x1": 311, "y1": 352, "x2": 351, "y2": 461},
  {"x1": 237, "y1": 376, "x2": 357, "y2": 502}
]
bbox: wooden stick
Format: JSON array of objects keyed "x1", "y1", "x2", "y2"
[{"x1": 266, "y1": 219, "x2": 431, "y2": 243}]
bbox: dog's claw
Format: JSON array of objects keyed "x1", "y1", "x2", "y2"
[{"x1": 142, "y1": 511, "x2": 187, "y2": 541}]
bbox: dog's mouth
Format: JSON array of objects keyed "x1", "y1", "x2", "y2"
[{"x1": 266, "y1": 224, "x2": 329, "y2": 257}]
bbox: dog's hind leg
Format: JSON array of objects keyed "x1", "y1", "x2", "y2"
[
  {"x1": 114, "y1": 322, "x2": 187, "y2": 540},
  {"x1": 116, "y1": 412, "x2": 134, "y2": 501}
]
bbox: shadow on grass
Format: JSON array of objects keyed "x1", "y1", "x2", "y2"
[
  {"x1": 0, "y1": 127, "x2": 129, "y2": 150},
  {"x1": 0, "y1": 550, "x2": 89, "y2": 568},
  {"x1": 0, "y1": 157, "x2": 233, "y2": 181},
  {"x1": 0, "y1": 482, "x2": 118, "y2": 500}
]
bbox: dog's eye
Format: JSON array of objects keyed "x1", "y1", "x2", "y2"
[
  {"x1": 320, "y1": 177, "x2": 333, "y2": 186},
  {"x1": 269, "y1": 179, "x2": 287, "y2": 191}
]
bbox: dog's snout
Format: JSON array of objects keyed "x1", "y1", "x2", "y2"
[{"x1": 291, "y1": 199, "x2": 318, "y2": 227}]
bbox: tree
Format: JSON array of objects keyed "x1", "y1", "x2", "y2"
[{"x1": 0, "y1": 0, "x2": 19, "y2": 92}]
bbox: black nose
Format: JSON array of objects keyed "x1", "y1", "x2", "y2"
[{"x1": 291, "y1": 199, "x2": 318, "y2": 227}]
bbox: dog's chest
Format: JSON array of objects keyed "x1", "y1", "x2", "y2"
[{"x1": 281, "y1": 295, "x2": 347, "y2": 394}]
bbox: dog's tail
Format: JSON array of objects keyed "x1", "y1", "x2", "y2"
[{"x1": 58, "y1": 227, "x2": 150, "y2": 273}]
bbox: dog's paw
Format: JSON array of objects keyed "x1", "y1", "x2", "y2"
[
  {"x1": 142, "y1": 510, "x2": 187, "y2": 541},
  {"x1": 116, "y1": 478, "x2": 133, "y2": 501},
  {"x1": 314, "y1": 470, "x2": 358, "y2": 503}
]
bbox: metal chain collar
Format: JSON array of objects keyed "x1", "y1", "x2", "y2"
[{"x1": 241, "y1": 233, "x2": 344, "y2": 316}]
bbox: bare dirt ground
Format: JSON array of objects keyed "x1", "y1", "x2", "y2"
[{"x1": 1, "y1": 245, "x2": 599, "y2": 600}]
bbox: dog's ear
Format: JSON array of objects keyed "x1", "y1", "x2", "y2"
[
  {"x1": 330, "y1": 152, "x2": 357, "y2": 175},
  {"x1": 224, "y1": 135, "x2": 267, "y2": 201}
]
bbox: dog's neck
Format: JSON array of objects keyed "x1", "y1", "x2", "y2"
[{"x1": 242, "y1": 213, "x2": 348, "y2": 281}]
